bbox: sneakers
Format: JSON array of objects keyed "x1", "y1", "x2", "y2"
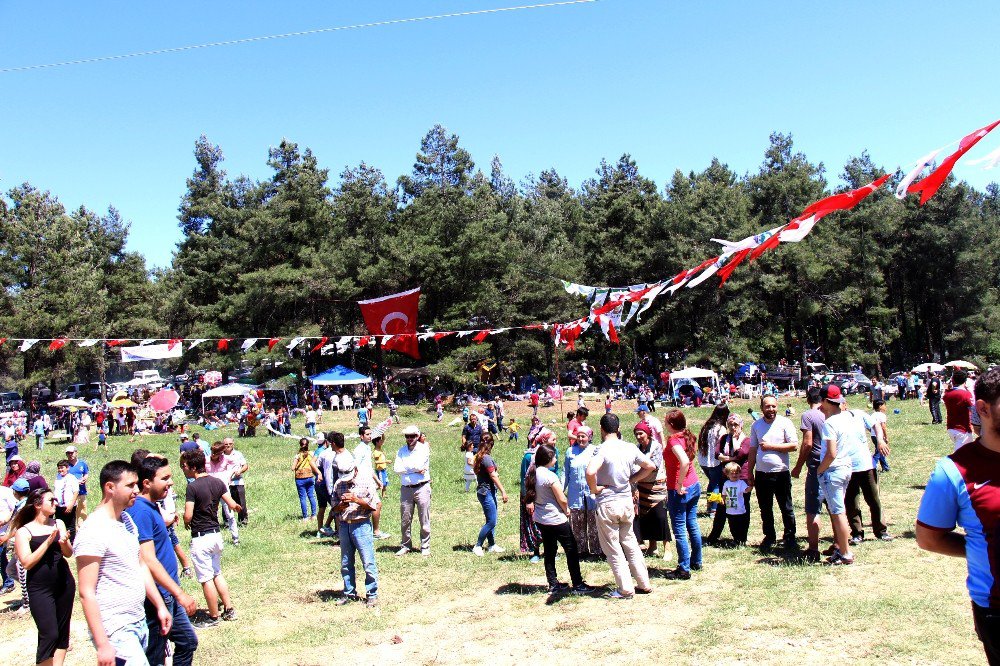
[
  {"x1": 364, "y1": 596, "x2": 379, "y2": 608},
  {"x1": 827, "y1": 551, "x2": 855, "y2": 565},
  {"x1": 0, "y1": 582, "x2": 15, "y2": 595},
  {"x1": 548, "y1": 582, "x2": 570, "y2": 593},
  {"x1": 319, "y1": 526, "x2": 335, "y2": 537},
  {"x1": 877, "y1": 533, "x2": 895, "y2": 542},
  {"x1": 373, "y1": 531, "x2": 389, "y2": 540},
  {"x1": 395, "y1": 547, "x2": 411, "y2": 556},
  {"x1": 849, "y1": 535, "x2": 864, "y2": 546},
  {"x1": 608, "y1": 589, "x2": 634, "y2": 600},
  {"x1": 664, "y1": 568, "x2": 691, "y2": 581},
  {"x1": 529, "y1": 555, "x2": 541, "y2": 564},
  {"x1": 181, "y1": 567, "x2": 194, "y2": 579},
  {"x1": 336, "y1": 594, "x2": 360, "y2": 606},
  {"x1": 221, "y1": 607, "x2": 237, "y2": 621},
  {"x1": 571, "y1": 583, "x2": 597, "y2": 595},
  {"x1": 488, "y1": 545, "x2": 505, "y2": 554},
  {"x1": 421, "y1": 549, "x2": 431, "y2": 557},
  {"x1": 193, "y1": 615, "x2": 220, "y2": 628},
  {"x1": 472, "y1": 545, "x2": 485, "y2": 557}
]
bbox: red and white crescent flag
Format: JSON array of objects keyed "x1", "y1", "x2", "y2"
[
  {"x1": 358, "y1": 287, "x2": 421, "y2": 359},
  {"x1": 908, "y1": 119, "x2": 1000, "y2": 205}
]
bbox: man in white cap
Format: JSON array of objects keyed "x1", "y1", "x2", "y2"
[
  {"x1": 332, "y1": 452, "x2": 380, "y2": 607},
  {"x1": 394, "y1": 424, "x2": 431, "y2": 556}
]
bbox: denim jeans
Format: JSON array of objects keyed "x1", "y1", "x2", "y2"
[
  {"x1": 668, "y1": 482, "x2": 703, "y2": 573},
  {"x1": 701, "y1": 464, "x2": 725, "y2": 513},
  {"x1": 0, "y1": 546, "x2": 12, "y2": 588},
  {"x1": 306, "y1": 423, "x2": 316, "y2": 437},
  {"x1": 295, "y1": 477, "x2": 317, "y2": 518},
  {"x1": 106, "y1": 618, "x2": 149, "y2": 666},
  {"x1": 145, "y1": 590, "x2": 198, "y2": 666},
  {"x1": 476, "y1": 488, "x2": 498, "y2": 548},
  {"x1": 339, "y1": 520, "x2": 378, "y2": 598}
]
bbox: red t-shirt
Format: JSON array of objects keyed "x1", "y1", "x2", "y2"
[
  {"x1": 530, "y1": 394, "x2": 539, "y2": 406},
  {"x1": 944, "y1": 388, "x2": 974, "y2": 433},
  {"x1": 664, "y1": 433, "x2": 698, "y2": 489}
]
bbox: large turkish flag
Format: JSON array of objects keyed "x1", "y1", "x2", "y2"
[{"x1": 358, "y1": 287, "x2": 421, "y2": 359}]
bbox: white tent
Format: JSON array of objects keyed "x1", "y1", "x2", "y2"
[
  {"x1": 668, "y1": 367, "x2": 723, "y2": 402},
  {"x1": 201, "y1": 383, "x2": 256, "y2": 414}
]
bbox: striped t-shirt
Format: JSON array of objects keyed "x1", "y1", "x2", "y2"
[{"x1": 73, "y1": 510, "x2": 145, "y2": 635}]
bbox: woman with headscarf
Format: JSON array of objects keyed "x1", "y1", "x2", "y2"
[
  {"x1": 3, "y1": 456, "x2": 27, "y2": 487},
  {"x1": 697, "y1": 404, "x2": 730, "y2": 518},
  {"x1": 705, "y1": 413, "x2": 751, "y2": 545},
  {"x1": 22, "y1": 461, "x2": 49, "y2": 494},
  {"x1": 633, "y1": 420, "x2": 672, "y2": 558},
  {"x1": 520, "y1": 427, "x2": 557, "y2": 562},
  {"x1": 563, "y1": 426, "x2": 600, "y2": 556}
]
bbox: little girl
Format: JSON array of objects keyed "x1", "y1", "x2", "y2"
[
  {"x1": 721, "y1": 462, "x2": 750, "y2": 546},
  {"x1": 461, "y1": 441, "x2": 476, "y2": 492}
]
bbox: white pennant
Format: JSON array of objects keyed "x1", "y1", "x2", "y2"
[
  {"x1": 139, "y1": 339, "x2": 156, "y2": 346},
  {"x1": 967, "y1": 146, "x2": 1000, "y2": 170},
  {"x1": 287, "y1": 337, "x2": 305, "y2": 351},
  {"x1": 241, "y1": 338, "x2": 259, "y2": 351},
  {"x1": 456, "y1": 331, "x2": 474, "y2": 338},
  {"x1": 19, "y1": 339, "x2": 40, "y2": 352},
  {"x1": 778, "y1": 215, "x2": 819, "y2": 243},
  {"x1": 895, "y1": 149, "x2": 942, "y2": 199},
  {"x1": 188, "y1": 339, "x2": 207, "y2": 350},
  {"x1": 633, "y1": 283, "x2": 668, "y2": 321},
  {"x1": 417, "y1": 332, "x2": 435, "y2": 341},
  {"x1": 77, "y1": 339, "x2": 101, "y2": 347},
  {"x1": 686, "y1": 258, "x2": 726, "y2": 288}
]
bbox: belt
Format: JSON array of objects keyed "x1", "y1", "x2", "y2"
[
  {"x1": 192, "y1": 528, "x2": 220, "y2": 538},
  {"x1": 403, "y1": 480, "x2": 429, "y2": 489},
  {"x1": 342, "y1": 518, "x2": 370, "y2": 524}
]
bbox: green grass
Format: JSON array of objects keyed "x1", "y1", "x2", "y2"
[{"x1": 0, "y1": 396, "x2": 986, "y2": 665}]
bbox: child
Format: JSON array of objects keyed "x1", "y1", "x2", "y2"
[
  {"x1": 508, "y1": 418, "x2": 521, "y2": 443},
  {"x1": 435, "y1": 397, "x2": 444, "y2": 422},
  {"x1": 96, "y1": 424, "x2": 107, "y2": 448},
  {"x1": 869, "y1": 399, "x2": 890, "y2": 472},
  {"x1": 462, "y1": 406, "x2": 470, "y2": 424},
  {"x1": 721, "y1": 462, "x2": 750, "y2": 546},
  {"x1": 372, "y1": 434, "x2": 390, "y2": 498},
  {"x1": 461, "y1": 441, "x2": 476, "y2": 492},
  {"x1": 604, "y1": 393, "x2": 613, "y2": 414}
]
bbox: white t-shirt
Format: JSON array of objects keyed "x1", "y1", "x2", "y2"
[
  {"x1": 0, "y1": 485, "x2": 16, "y2": 536},
  {"x1": 641, "y1": 415, "x2": 665, "y2": 445},
  {"x1": 72, "y1": 511, "x2": 146, "y2": 636},
  {"x1": 846, "y1": 410, "x2": 875, "y2": 472},
  {"x1": 463, "y1": 451, "x2": 475, "y2": 479},
  {"x1": 820, "y1": 412, "x2": 863, "y2": 472},
  {"x1": 697, "y1": 424, "x2": 726, "y2": 468},
  {"x1": 587, "y1": 437, "x2": 652, "y2": 505},
  {"x1": 354, "y1": 442, "x2": 373, "y2": 473},
  {"x1": 868, "y1": 410, "x2": 887, "y2": 438},
  {"x1": 227, "y1": 450, "x2": 247, "y2": 486},
  {"x1": 749, "y1": 416, "x2": 797, "y2": 473},
  {"x1": 305, "y1": 408, "x2": 316, "y2": 425},
  {"x1": 722, "y1": 479, "x2": 749, "y2": 515},
  {"x1": 533, "y1": 466, "x2": 567, "y2": 526}
]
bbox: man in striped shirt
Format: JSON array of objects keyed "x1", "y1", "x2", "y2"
[{"x1": 75, "y1": 460, "x2": 171, "y2": 666}]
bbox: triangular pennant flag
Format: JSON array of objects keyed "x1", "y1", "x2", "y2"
[
  {"x1": 107, "y1": 339, "x2": 125, "y2": 347},
  {"x1": 19, "y1": 339, "x2": 40, "y2": 352},
  {"x1": 168, "y1": 338, "x2": 182, "y2": 351},
  {"x1": 473, "y1": 330, "x2": 491, "y2": 344},
  {"x1": 241, "y1": 338, "x2": 259, "y2": 351},
  {"x1": 287, "y1": 337, "x2": 305, "y2": 351},
  {"x1": 633, "y1": 283, "x2": 668, "y2": 322},
  {"x1": 49, "y1": 337, "x2": 68, "y2": 351},
  {"x1": 358, "y1": 336, "x2": 370, "y2": 346},
  {"x1": 433, "y1": 332, "x2": 454, "y2": 341},
  {"x1": 896, "y1": 149, "x2": 942, "y2": 199},
  {"x1": 456, "y1": 331, "x2": 474, "y2": 338},
  {"x1": 747, "y1": 228, "x2": 784, "y2": 261},
  {"x1": 967, "y1": 145, "x2": 1000, "y2": 170},
  {"x1": 218, "y1": 338, "x2": 232, "y2": 352},
  {"x1": 77, "y1": 339, "x2": 101, "y2": 347},
  {"x1": 140, "y1": 338, "x2": 156, "y2": 346},
  {"x1": 716, "y1": 249, "x2": 753, "y2": 287},
  {"x1": 188, "y1": 339, "x2": 207, "y2": 350},
  {"x1": 908, "y1": 119, "x2": 1000, "y2": 205},
  {"x1": 311, "y1": 337, "x2": 330, "y2": 353},
  {"x1": 686, "y1": 257, "x2": 727, "y2": 288},
  {"x1": 267, "y1": 337, "x2": 281, "y2": 352},
  {"x1": 0, "y1": 338, "x2": 6, "y2": 347}
]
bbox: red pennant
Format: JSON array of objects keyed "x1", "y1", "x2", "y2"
[
  {"x1": 310, "y1": 337, "x2": 329, "y2": 353},
  {"x1": 49, "y1": 337, "x2": 68, "y2": 351},
  {"x1": 473, "y1": 330, "x2": 491, "y2": 344},
  {"x1": 908, "y1": 120, "x2": 1000, "y2": 205},
  {"x1": 675, "y1": 255, "x2": 722, "y2": 285},
  {"x1": 358, "y1": 336, "x2": 370, "y2": 347},
  {"x1": 607, "y1": 319, "x2": 619, "y2": 344},
  {"x1": 167, "y1": 338, "x2": 182, "y2": 351},
  {"x1": 432, "y1": 332, "x2": 454, "y2": 341},
  {"x1": 384, "y1": 333, "x2": 419, "y2": 358},
  {"x1": 748, "y1": 230, "x2": 784, "y2": 262},
  {"x1": 0, "y1": 338, "x2": 6, "y2": 347},
  {"x1": 218, "y1": 338, "x2": 232, "y2": 352},
  {"x1": 717, "y1": 249, "x2": 753, "y2": 287},
  {"x1": 803, "y1": 173, "x2": 892, "y2": 218},
  {"x1": 267, "y1": 337, "x2": 281, "y2": 351}
]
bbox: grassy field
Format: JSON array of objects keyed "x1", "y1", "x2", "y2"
[{"x1": 0, "y1": 395, "x2": 985, "y2": 665}]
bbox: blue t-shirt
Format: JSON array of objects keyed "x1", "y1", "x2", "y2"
[
  {"x1": 917, "y1": 441, "x2": 1000, "y2": 608},
  {"x1": 125, "y1": 495, "x2": 178, "y2": 594},
  {"x1": 357, "y1": 408, "x2": 368, "y2": 424},
  {"x1": 179, "y1": 440, "x2": 199, "y2": 454},
  {"x1": 69, "y1": 460, "x2": 89, "y2": 496}
]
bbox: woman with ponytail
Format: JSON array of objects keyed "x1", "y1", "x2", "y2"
[
  {"x1": 472, "y1": 434, "x2": 508, "y2": 556},
  {"x1": 663, "y1": 409, "x2": 703, "y2": 580}
]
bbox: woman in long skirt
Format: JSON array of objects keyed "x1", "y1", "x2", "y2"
[
  {"x1": 563, "y1": 427, "x2": 601, "y2": 556},
  {"x1": 633, "y1": 421, "x2": 672, "y2": 558}
]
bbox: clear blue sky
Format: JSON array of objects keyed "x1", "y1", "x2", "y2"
[{"x1": 2, "y1": 0, "x2": 997, "y2": 269}]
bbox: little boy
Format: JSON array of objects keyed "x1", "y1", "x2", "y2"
[
  {"x1": 508, "y1": 418, "x2": 521, "y2": 443},
  {"x1": 869, "y1": 399, "x2": 890, "y2": 472},
  {"x1": 97, "y1": 424, "x2": 107, "y2": 448},
  {"x1": 721, "y1": 462, "x2": 750, "y2": 546}
]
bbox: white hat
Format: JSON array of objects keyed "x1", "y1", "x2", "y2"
[{"x1": 402, "y1": 424, "x2": 420, "y2": 436}]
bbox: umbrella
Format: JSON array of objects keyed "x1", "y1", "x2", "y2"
[
  {"x1": 944, "y1": 360, "x2": 978, "y2": 370},
  {"x1": 912, "y1": 362, "x2": 946, "y2": 373},
  {"x1": 149, "y1": 389, "x2": 179, "y2": 412},
  {"x1": 204, "y1": 371, "x2": 222, "y2": 386},
  {"x1": 109, "y1": 398, "x2": 138, "y2": 408},
  {"x1": 49, "y1": 398, "x2": 92, "y2": 408}
]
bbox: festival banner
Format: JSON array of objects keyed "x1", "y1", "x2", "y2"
[{"x1": 120, "y1": 343, "x2": 183, "y2": 363}]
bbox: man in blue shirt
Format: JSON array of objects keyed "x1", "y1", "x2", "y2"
[
  {"x1": 126, "y1": 454, "x2": 198, "y2": 666},
  {"x1": 917, "y1": 366, "x2": 1000, "y2": 663},
  {"x1": 65, "y1": 446, "x2": 90, "y2": 522},
  {"x1": 462, "y1": 413, "x2": 484, "y2": 453}
]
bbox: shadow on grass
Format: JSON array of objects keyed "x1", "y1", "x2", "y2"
[
  {"x1": 314, "y1": 589, "x2": 344, "y2": 602},
  {"x1": 495, "y1": 582, "x2": 602, "y2": 605},
  {"x1": 908, "y1": 485, "x2": 926, "y2": 491},
  {"x1": 452, "y1": 544, "x2": 474, "y2": 552},
  {"x1": 376, "y1": 545, "x2": 401, "y2": 553},
  {"x1": 0, "y1": 599, "x2": 24, "y2": 615}
]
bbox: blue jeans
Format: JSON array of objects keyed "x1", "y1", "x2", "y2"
[
  {"x1": 701, "y1": 465, "x2": 725, "y2": 513},
  {"x1": 306, "y1": 423, "x2": 316, "y2": 437},
  {"x1": 106, "y1": 618, "x2": 149, "y2": 666},
  {"x1": 668, "y1": 482, "x2": 703, "y2": 573},
  {"x1": 339, "y1": 520, "x2": 378, "y2": 598},
  {"x1": 145, "y1": 591, "x2": 198, "y2": 666},
  {"x1": 476, "y1": 488, "x2": 498, "y2": 548},
  {"x1": 295, "y1": 477, "x2": 317, "y2": 518},
  {"x1": 0, "y1": 546, "x2": 12, "y2": 588}
]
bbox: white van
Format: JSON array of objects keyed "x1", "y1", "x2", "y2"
[{"x1": 133, "y1": 370, "x2": 164, "y2": 383}]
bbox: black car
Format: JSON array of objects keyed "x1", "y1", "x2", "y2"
[{"x1": 0, "y1": 391, "x2": 23, "y2": 411}]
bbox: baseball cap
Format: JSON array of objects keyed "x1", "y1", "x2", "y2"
[
  {"x1": 821, "y1": 384, "x2": 846, "y2": 405},
  {"x1": 402, "y1": 425, "x2": 420, "y2": 436},
  {"x1": 335, "y1": 451, "x2": 356, "y2": 477},
  {"x1": 12, "y1": 479, "x2": 29, "y2": 492},
  {"x1": 65, "y1": 445, "x2": 77, "y2": 453},
  {"x1": 636, "y1": 405, "x2": 649, "y2": 413}
]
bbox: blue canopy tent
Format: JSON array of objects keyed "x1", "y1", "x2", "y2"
[{"x1": 309, "y1": 365, "x2": 373, "y2": 386}]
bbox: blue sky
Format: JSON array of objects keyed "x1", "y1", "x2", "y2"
[{"x1": 2, "y1": 1, "x2": 998, "y2": 269}]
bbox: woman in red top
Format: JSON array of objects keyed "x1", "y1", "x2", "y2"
[{"x1": 663, "y1": 409, "x2": 703, "y2": 580}]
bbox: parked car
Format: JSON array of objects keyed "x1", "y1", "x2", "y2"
[
  {"x1": 832, "y1": 372, "x2": 873, "y2": 394},
  {"x1": 0, "y1": 391, "x2": 23, "y2": 411}
]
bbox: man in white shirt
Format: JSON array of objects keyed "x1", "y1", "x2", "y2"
[
  {"x1": 394, "y1": 425, "x2": 431, "y2": 557},
  {"x1": 748, "y1": 395, "x2": 799, "y2": 551},
  {"x1": 844, "y1": 408, "x2": 892, "y2": 545},
  {"x1": 586, "y1": 413, "x2": 656, "y2": 599},
  {"x1": 305, "y1": 406, "x2": 317, "y2": 437},
  {"x1": 818, "y1": 385, "x2": 862, "y2": 565},
  {"x1": 75, "y1": 460, "x2": 172, "y2": 665}
]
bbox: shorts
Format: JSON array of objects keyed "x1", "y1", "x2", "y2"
[
  {"x1": 191, "y1": 532, "x2": 223, "y2": 583},
  {"x1": 804, "y1": 467, "x2": 821, "y2": 516},
  {"x1": 377, "y1": 469, "x2": 389, "y2": 490},
  {"x1": 819, "y1": 466, "x2": 851, "y2": 515},
  {"x1": 316, "y1": 481, "x2": 331, "y2": 508}
]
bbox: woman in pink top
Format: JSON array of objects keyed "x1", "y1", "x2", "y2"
[
  {"x1": 706, "y1": 413, "x2": 752, "y2": 544},
  {"x1": 663, "y1": 409, "x2": 702, "y2": 580}
]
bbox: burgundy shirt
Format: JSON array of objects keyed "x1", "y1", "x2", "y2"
[{"x1": 944, "y1": 388, "x2": 974, "y2": 433}]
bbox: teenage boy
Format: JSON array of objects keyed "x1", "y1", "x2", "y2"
[
  {"x1": 54, "y1": 460, "x2": 79, "y2": 541},
  {"x1": 180, "y1": 449, "x2": 241, "y2": 628},
  {"x1": 75, "y1": 460, "x2": 172, "y2": 665},
  {"x1": 127, "y1": 456, "x2": 199, "y2": 666}
]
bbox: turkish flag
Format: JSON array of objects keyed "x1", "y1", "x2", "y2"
[
  {"x1": 358, "y1": 287, "x2": 421, "y2": 359},
  {"x1": 909, "y1": 119, "x2": 1000, "y2": 205}
]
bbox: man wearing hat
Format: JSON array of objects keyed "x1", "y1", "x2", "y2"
[
  {"x1": 65, "y1": 446, "x2": 90, "y2": 523},
  {"x1": 817, "y1": 384, "x2": 861, "y2": 565},
  {"x1": 394, "y1": 425, "x2": 432, "y2": 556},
  {"x1": 636, "y1": 405, "x2": 664, "y2": 446},
  {"x1": 332, "y1": 453, "x2": 380, "y2": 607}
]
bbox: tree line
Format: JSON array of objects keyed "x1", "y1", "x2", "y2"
[{"x1": 2, "y1": 124, "x2": 999, "y2": 393}]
